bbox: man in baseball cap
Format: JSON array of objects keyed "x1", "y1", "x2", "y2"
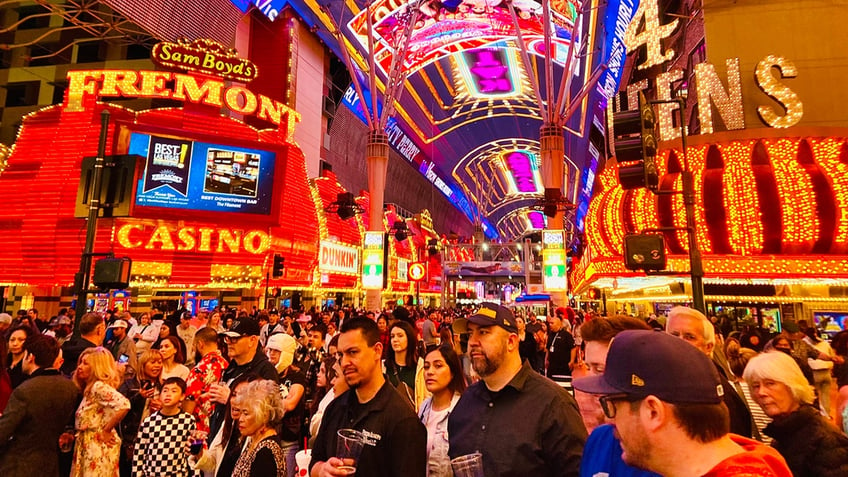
[
  {"x1": 573, "y1": 330, "x2": 791, "y2": 476},
  {"x1": 448, "y1": 303, "x2": 586, "y2": 475}
]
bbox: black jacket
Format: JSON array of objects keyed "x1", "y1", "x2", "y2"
[
  {"x1": 208, "y1": 349, "x2": 278, "y2": 439},
  {"x1": 60, "y1": 337, "x2": 99, "y2": 376},
  {"x1": 765, "y1": 404, "x2": 848, "y2": 477},
  {"x1": 310, "y1": 381, "x2": 426, "y2": 477}
]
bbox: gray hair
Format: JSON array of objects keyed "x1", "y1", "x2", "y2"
[
  {"x1": 232, "y1": 379, "x2": 285, "y2": 428},
  {"x1": 668, "y1": 306, "x2": 715, "y2": 350},
  {"x1": 743, "y1": 351, "x2": 815, "y2": 405}
]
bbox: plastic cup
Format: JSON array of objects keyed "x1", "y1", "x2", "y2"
[
  {"x1": 451, "y1": 452, "x2": 484, "y2": 477},
  {"x1": 295, "y1": 449, "x2": 312, "y2": 477},
  {"x1": 336, "y1": 429, "x2": 366, "y2": 474}
]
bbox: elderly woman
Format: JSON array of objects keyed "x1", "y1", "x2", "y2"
[
  {"x1": 71, "y1": 347, "x2": 131, "y2": 477},
  {"x1": 231, "y1": 379, "x2": 286, "y2": 476},
  {"x1": 744, "y1": 351, "x2": 848, "y2": 477}
]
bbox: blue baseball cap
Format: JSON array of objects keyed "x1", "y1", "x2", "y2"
[{"x1": 572, "y1": 330, "x2": 724, "y2": 404}]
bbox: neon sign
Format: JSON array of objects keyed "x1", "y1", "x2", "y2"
[
  {"x1": 152, "y1": 38, "x2": 258, "y2": 83},
  {"x1": 320, "y1": 241, "x2": 359, "y2": 275},
  {"x1": 116, "y1": 223, "x2": 271, "y2": 254},
  {"x1": 542, "y1": 230, "x2": 567, "y2": 291},
  {"x1": 66, "y1": 70, "x2": 299, "y2": 140},
  {"x1": 229, "y1": 0, "x2": 283, "y2": 21},
  {"x1": 362, "y1": 231, "x2": 386, "y2": 289}
]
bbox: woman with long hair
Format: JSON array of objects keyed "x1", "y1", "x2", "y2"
[
  {"x1": 418, "y1": 345, "x2": 466, "y2": 477},
  {"x1": 308, "y1": 356, "x2": 348, "y2": 448},
  {"x1": 6, "y1": 324, "x2": 32, "y2": 388},
  {"x1": 384, "y1": 320, "x2": 427, "y2": 410},
  {"x1": 203, "y1": 312, "x2": 225, "y2": 333},
  {"x1": 157, "y1": 335, "x2": 189, "y2": 381},
  {"x1": 117, "y1": 349, "x2": 164, "y2": 477},
  {"x1": 71, "y1": 347, "x2": 131, "y2": 477}
]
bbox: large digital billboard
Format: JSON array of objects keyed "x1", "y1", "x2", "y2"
[{"x1": 130, "y1": 132, "x2": 276, "y2": 215}]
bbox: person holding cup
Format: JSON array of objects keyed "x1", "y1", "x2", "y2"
[
  {"x1": 418, "y1": 344, "x2": 466, "y2": 477},
  {"x1": 310, "y1": 317, "x2": 426, "y2": 477},
  {"x1": 448, "y1": 303, "x2": 587, "y2": 476}
]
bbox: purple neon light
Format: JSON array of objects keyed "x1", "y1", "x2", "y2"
[
  {"x1": 528, "y1": 211, "x2": 546, "y2": 229},
  {"x1": 467, "y1": 49, "x2": 513, "y2": 93},
  {"x1": 505, "y1": 151, "x2": 537, "y2": 193}
]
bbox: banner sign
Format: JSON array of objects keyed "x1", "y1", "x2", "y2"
[
  {"x1": 444, "y1": 261, "x2": 524, "y2": 277},
  {"x1": 319, "y1": 241, "x2": 359, "y2": 275}
]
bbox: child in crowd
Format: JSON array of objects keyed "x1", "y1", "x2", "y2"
[{"x1": 132, "y1": 377, "x2": 196, "y2": 477}]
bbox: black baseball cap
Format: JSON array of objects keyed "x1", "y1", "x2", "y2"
[
  {"x1": 222, "y1": 318, "x2": 261, "y2": 338},
  {"x1": 453, "y1": 302, "x2": 518, "y2": 334},
  {"x1": 572, "y1": 330, "x2": 724, "y2": 404}
]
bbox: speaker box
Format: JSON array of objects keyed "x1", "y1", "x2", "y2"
[
  {"x1": 623, "y1": 234, "x2": 666, "y2": 271},
  {"x1": 92, "y1": 257, "x2": 132, "y2": 289}
]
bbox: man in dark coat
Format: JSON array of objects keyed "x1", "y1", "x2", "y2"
[{"x1": 0, "y1": 334, "x2": 80, "y2": 476}]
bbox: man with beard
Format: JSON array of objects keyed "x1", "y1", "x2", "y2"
[
  {"x1": 310, "y1": 317, "x2": 426, "y2": 477},
  {"x1": 448, "y1": 302, "x2": 586, "y2": 476},
  {"x1": 573, "y1": 330, "x2": 791, "y2": 477}
]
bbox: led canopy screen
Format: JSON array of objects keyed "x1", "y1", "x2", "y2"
[{"x1": 130, "y1": 132, "x2": 276, "y2": 215}]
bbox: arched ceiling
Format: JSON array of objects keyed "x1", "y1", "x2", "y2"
[{"x1": 288, "y1": 0, "x2": 637, "y2": 240}]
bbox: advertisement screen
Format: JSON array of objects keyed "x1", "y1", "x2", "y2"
[{"x1": 130, "y1": 132, "x2": 275, "y2": 215}]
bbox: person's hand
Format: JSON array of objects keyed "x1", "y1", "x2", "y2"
[
  {"x1": 59, "y1": 432, "x2": 75, "y2": 451},
  {"x1": 149, "y1": 398, "x2": 163, "y2": 412},
  {"x1": 315, "y1": 458, "x2": 356, "y2": 476},
  {"x1": 834, "y1": 355, "x2": 845, "y2": 365},
  {"x1": 97, "y1": 430, "x2": 118, "y2": 446},
  {"x1": 204, "y1": 382, "x2": 231, "y2": 404},
  {"x1": 140, "y1": 386, "x2": 156, "y2": 399}
]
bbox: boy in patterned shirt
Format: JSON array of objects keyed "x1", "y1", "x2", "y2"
[{"x1": 133, "y1": 377, "x2": 197, "y2": 477}]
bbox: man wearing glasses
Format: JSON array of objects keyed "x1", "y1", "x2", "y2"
[
  {"x1": 206, "y1": 318, "x2": 278, "y2": 439},
  {"x1": 573, "y1": 330, "x2": 791, "y2": 477}
]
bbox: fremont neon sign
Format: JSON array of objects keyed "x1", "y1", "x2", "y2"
[{"x1": 65, "y1": 70, "x2": 300, "y2": 140}]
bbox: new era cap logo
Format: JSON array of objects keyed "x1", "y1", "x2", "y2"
[
  {"x1": 716, "y1": 384, "x2": 724, "y2": 397},
  {"x1": 477, "y1": 307, "x2": 497, "y2": 321},
  {"x1": 631, "y1": 375, "x2": 645, "y2": 386}
]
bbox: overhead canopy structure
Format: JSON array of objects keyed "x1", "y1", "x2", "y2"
[{"x1": 292, "y1": 0, "x2": 636, "y2": 242}]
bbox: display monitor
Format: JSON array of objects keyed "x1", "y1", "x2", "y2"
[
  {"x1": 130, "y1": 132, "x2": 276, "y2": 215},
  {"x1": 813, "y1": 311, "x2": 848, "y2": 338}
]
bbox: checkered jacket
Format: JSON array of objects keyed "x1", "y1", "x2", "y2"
[{"x1": 132, "y1": 410, "x2": 196, "y2": 477}]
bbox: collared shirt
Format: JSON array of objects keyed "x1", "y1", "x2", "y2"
[
  {"x1": 185, "y1": 350, "x2": 228, "y2": 434},
  {"x1": 310, "y1": 381, "x2": 427, "y2": 477},
  {"x1": 448, "y1": 361, "x2": 587, "y2": 477}
]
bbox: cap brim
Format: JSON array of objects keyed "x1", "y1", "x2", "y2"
[
  {"x1": 572, "y1": 374, "x2": 626, "y2": 396},
  {"x1": 452, "y1": 315, "x2": 502, "y2": 334},
  {"x1": 221, "y1": 331, "x2": 242, "y2": 338}
]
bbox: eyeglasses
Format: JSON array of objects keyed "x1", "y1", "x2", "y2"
[
  {"x1": 599, "y1": 394, "x2": 642, "y2": 419},
  {"x1": 226, "y1": 336, "x2": 246, "y2": 344}
]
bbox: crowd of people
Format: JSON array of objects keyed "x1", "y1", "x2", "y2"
[{"x1": 0, "y1": 302, "x2": 846, "y2": 476}]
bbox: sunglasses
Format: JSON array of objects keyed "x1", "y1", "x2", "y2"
[{"x1": 599, "y1": 393, "x2": 643, "y2": 419}]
